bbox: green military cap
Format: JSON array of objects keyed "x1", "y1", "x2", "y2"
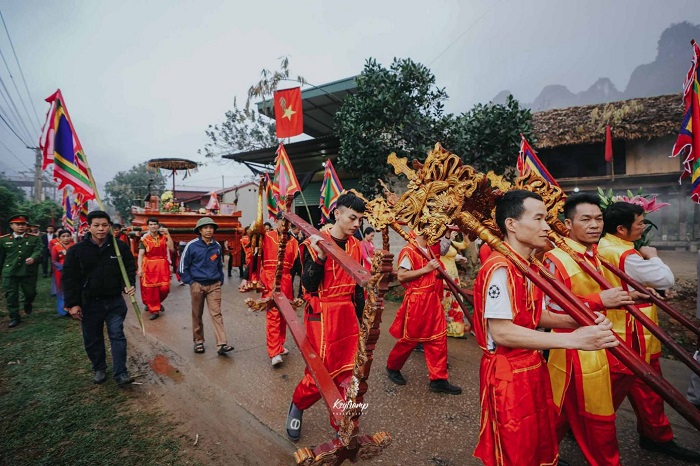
[{"x1": 8, "y1": 215, "x2": 28, "y2": 224}]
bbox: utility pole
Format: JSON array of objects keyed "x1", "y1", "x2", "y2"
[{"x1": 33, "y1": 147, "x2": 42, "y2": 202}]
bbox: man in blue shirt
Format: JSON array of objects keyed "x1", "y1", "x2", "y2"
[{"x1": 179, "y1": 217, "x2": 234, "y2": 356}]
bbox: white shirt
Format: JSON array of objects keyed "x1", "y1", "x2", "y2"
[
  {"x1": 398, "y1": 245, "x2": 429, "y2": 270},
  {"x1": 483, "y1": 267, "x2": 515, "y2": 350},
  {"x1": 624, "y1": 255, "x2": 674, "y2": 290}
]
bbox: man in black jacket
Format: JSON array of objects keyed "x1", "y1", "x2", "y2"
[{"x1": 62, "y1": 210, "x2": 136, "y2": 386}]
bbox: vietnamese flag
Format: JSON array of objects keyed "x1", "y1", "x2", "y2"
[
  {"x1": 274, "y1": 87, "x2": 304, "y2": 138},
  {"x1": 605, "y1": 125, "x2": 613, "y2": 163}
]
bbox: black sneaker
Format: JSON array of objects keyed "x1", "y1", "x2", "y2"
[
  {"x1": 386, "y1": 367, "x2": 407, "y2": 385},
  {"x1": 7, "y1": 319, "x2": 20, "y2": 328},
  {"x1": 149, "y1": 312, "x2": 160, "y2": 320},
  {"x1": 93, "y1": 370, "x2": 107, "y2": 384},
  {"x1": 286, "y1": 402, "x2": 303, "y2": 441},
  {"x1": 115, "y1": 372, "x2": 134, "y2": 386},
  {"x1": 639, "y1": 437, "x2": 700, "y2": 462},
  {"x1": 429, "y1": 379, "x2": 462, "y2": 395},
  {"x1": 414, "y1": 343, "x2": 424, "y2": 353},
  {"x1": 24, "y1": 304, "x2": 32, "y2": 315}
]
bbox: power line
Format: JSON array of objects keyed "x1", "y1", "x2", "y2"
[
  {"x1": 0, "y1": 43, "x2": 36, "y2": 140},
  {"x1": 0, "y1": 66, "x2": 33, "y2": 143},
  {"x1": 0, "y1": 111, "x2": 29, "y2": 146},
  {"x1": 0, "y1": 137, "x2": 32, "y2": 170},
  {"x1": 427, "y1": 0, "x2": 502, "y2": 67},
  {"x1": 0, "y1": 10, "x2": 41, "y2": 131},
  {"x1": 0, "y1": 92, "x2": 29, "y2": 143}
]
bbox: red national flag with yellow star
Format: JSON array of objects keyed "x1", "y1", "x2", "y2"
[{"x1": 274, "y1": 87, "x2": 303, "y2": 138}]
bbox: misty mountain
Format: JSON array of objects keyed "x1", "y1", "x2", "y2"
[{"x1": 492, "y1": 22, "x2": 700, "y2": 111}]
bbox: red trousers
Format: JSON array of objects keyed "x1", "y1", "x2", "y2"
[
  {"x1": 555, "y1": 372, "x2": 620, "y2": 466},
  {"x1": 386, "y1": 336, "x2": 448, "y2": 380},
  {"x1": 265, "y1": 307, "x2": 286, "y2": 358},
  {"x1": 141, "y1": 284, "x2": 169, "y2": 313},
  {"x1": 261, "y1": 268, "x2": 292, "y2": 358},
  {"x1": 610, "y1": 355, "x2": 673, "y2": 442}
]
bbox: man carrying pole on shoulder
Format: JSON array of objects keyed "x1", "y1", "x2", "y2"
[
  {"x1": 261, "y1": 212, "x2": 298, "y2": 367},
  {"x1": 285, "y1": 191, "x2": 365, "y2": 442},
  {"x1": 599, "y1": 201, "x2": 700, "y2": 461},
  {"x1": 543, "y1": 193, "x2": 634, "y2": 466},
  {"x1": 472, "y1": 190, "x2": 619, "y2": 466}
]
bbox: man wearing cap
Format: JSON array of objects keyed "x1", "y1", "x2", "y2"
[
  {"x1": 0, "y1": 215, "x2": 42, "y2": 327},
  {"x1": 179, "y1": 217, "x2": 234, "y2": 355}
]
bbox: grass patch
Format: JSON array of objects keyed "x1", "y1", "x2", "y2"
[{"x1": 0, "y1": 276, "x2": 186, "y2": 466}]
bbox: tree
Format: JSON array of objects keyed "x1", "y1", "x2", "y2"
[
  {"x1": 199, "y1": 98, "x2": 278, "y2": 158},
  {"x1": 200, "y1": 57, "x2": 305, "y2": 159},
  {"x1": 16, "y1": 199, "x2": 62, "y2": 230},
  {"x1": 335, "y1": 58, "x2": 453, "y2": 195},
  {"x1": 448, "y1": 95, "x2": 535, "y2": 177},
  {"x1": 105, "y1": 163, "x2": 167, "y2": 223}
]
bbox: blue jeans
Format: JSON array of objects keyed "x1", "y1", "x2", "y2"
[{"x1": 80, "y1": 295, "x2": 128, "y2": 379}]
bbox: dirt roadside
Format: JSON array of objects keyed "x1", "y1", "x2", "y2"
[{"x1": 119, "y1": 249, "x2": 699, "y2": 466}]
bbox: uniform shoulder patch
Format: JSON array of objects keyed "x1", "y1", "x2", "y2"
[{"x1": 488, "y1": 284, "x2": 501, "y2": 299}]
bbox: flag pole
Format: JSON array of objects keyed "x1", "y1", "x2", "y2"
[
  {"x1": 296, "y1": 190, "x2": 314, "y2": 225},
  {"x1": 82, "y1": 157, "x2": 145, "y2": 335}
]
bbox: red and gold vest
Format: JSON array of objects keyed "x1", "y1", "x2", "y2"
[{"x1": 544, "y1": 238, "x2": 614, "y2": 418}]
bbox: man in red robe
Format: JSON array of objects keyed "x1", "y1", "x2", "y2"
[
  {"x1": 285, "y1": 192, "x2": 366, "y2": 442},
  {"x1": 544, "y1": 193, "x2": 635, "y2": 466},
  {"x1": 385, "y1": 233, "x2": 462, "y2": 394},
  {"x1": 260, "y1": 213, "x2": 298, "y2": 367},
  {"x1": 138, "y1": 218, "x2": 174, "y2": 320},
  {"x1": 599, "y1": 202, "x2": 700, "y2": 462},
  {"x1": 472, "y1": 190, "x2": 618, "y2": 466}
]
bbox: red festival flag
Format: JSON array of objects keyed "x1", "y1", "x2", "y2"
[
  {"x1": 39, "y1": 90, "x2": 96, "y2": 202},
  {"x1": 273, "y1": 143, "x2": 301, "y2": 201},
  {"x1": 671, "y1": 40, "x2": 700, "y2": 203},
  {"x1": 319, "y1": 159, "x2": 343, "y2": 222},
  {"x1": 517, "y1": 134, "x2": 559, "y2": 187},
  {"x1": 605, "y1": 125, "x2": 614, "y2": 163},
  {"x1": 273, "y1": 87, "x2": 303, "y2": 138}
]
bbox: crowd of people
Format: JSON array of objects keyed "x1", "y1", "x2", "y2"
[{"x1": 2, "y1": 188, "x2": 700, "y2": 464}]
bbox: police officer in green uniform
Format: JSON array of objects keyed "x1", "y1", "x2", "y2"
[{"x1": 0, "y1": 215, "x2": 42, "y2": 327}]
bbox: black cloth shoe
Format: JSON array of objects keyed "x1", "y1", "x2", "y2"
[
  {"x1": 93, "y1": 370, "x2": 107, "y2": 384},
  {"x1": 639, "y1": 437, "x2": 700, "y2": 461},
  {"x1": 286, "y1": 402, "x2": 303, "y2": 441},
  {"x1": 429, "y1": 379, "x2": 463, "y2": 395},
  {"x1": 24, "y1": 304, "x2": 32, "y2": 315},
  {"x1": 414, "y1": 343, "x2": 424, "y2": 353},
  {"x1": 386, "y1": 367, "x2": 407, "y2": 385},
  {"x1": 115, "y1": 372, "x2": 134, "y2": 386},
  {"x1": 149, "y1": 312, "x2": 160, "y2": 320},
  {"x1": 159, "y1": 305, "x2": 165, "y2": 313},
  {"x1": 8, "y1": 319, "x2": 20, "y2": 328},
  {"x1": 557, "y1": 459, "x2": 570, "y2": 466}
]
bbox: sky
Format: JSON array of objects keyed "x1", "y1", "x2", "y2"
[{"x1": 0, "y1": 0, "x2": 699, "y2": 199}]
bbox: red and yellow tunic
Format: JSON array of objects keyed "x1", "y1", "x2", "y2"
[
  {"x1": 598, "y1": 234, "x2": 660, "y2": 364},
  {"x1": 260, "y1": 230, "x2": 298, "y2": 299},
  {"x1": 472, "y1": 248, "x2": 559, "y2": 466},
  {"x1": 140, "y1": 234, "x2": 171, "y2": 288},
  {"x1": 389, "y1": 243, "x2": 446, "y2": 342}
]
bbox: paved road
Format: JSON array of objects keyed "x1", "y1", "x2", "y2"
[{"x1": 124, "y1": 272, "x2": 699, "y2": 466}]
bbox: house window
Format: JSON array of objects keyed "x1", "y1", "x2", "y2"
[{"x1": 538, "y1": 141, "x2": 626, "y2": 178}]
